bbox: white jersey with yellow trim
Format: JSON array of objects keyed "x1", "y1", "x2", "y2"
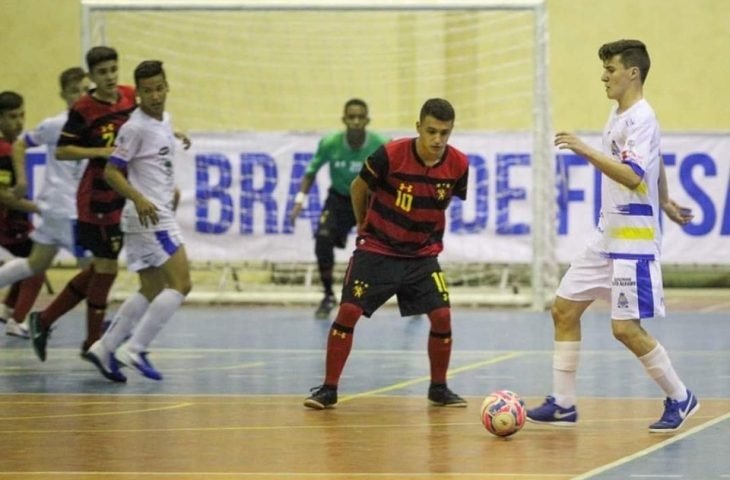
[{"x1": 597, "y1": 98, "x2": 661, "y2": 259}]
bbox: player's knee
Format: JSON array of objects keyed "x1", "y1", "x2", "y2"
[
  {"x1": 178, "y1": 279, "x2": 193, "y2": 297},
  {"x1": 610, "y1": 319, "x2": 641, "y2": 344},
  {"x1": 551, "y1": 301, "x2": 579, "y2": 331},
  {"x1": 28, "y1": 247, "x2": 55, "y2": 272},
  {"x1": 169, "y1": 275, "x2": 192, "y2": 297},
  {"x1": 428, "y1": 307, "x2": 451, "y2": 333},
  {"x1": 334, "y1": 302, "x2": 362, "y2": 328}
]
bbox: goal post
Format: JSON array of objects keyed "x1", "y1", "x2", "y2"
[{"x1": 79, "y1": 0, "x2": 556, "y2": 309}]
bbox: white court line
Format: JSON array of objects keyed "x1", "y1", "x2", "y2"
[
  {"x1": 571, "y1": 411, "x2": 730, "y2": 480},
  {"x1": 698, "y1": 302, "x2": 730, "y2": 313}
]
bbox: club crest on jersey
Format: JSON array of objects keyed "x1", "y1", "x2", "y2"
[
  {"x1": 617, "y1": 292, "x2": 629, "y2": 309},
  {"x1": 435, "y1": 182, "x2": 451, "y2": 201},
  {"x1": 352, "y1": 279, "x2": 369, "y2": 298}
]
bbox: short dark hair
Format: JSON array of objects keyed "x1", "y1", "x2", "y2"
[
  {"x1": 419, "y1": 98, "x2": 455, "y2": 122},
  {"x1": 598, "y1": 39, "x2": 651, "y2": 84},
  {"x1": 0, "y1": 91, "x2": 23, "y2": 113},
  {"x1": 344, "y1": 98, "x2": 368, "y2": 114},
  {"x1": 59, "y1": 67, "x2": 87, "y2": 91},
  {"x1": 86, "y1": 46, "x2": 118, "y2": 71},
  {"x1": 134, "y1": 60, "x2": 166, "y2": 86}
]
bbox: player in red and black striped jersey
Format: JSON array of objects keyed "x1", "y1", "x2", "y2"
[
  {"x1": 305, "y1": 98, "x2": 470, "y2": 410},
  {"x1": 0, "y1": 91, "x2": 46, "y2": 338},
  {"x1": 28, "y1": 47, "x2": 137, "y2": 360}
]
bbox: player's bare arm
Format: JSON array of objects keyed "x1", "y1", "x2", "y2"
[
  {"x1": 0, "y1": 188, "x2": 39, "y2": 214},
  {"x1": 658, "y1": 156, "x2": 693, "y2": 226},
  {"x1": 10, "y1": 138, "x2": 28, "y2": 197},
  {"x1": 56, "y1": 143, "x2": 115, "y2": 161},
  {"x1": 172, "y1": 186, "x2": 181, "y2": 212},
  {"x1": 103, "y1": 162, "x2": 159, "y2": 227},
  {"x1": 555, "y1": 131, "x2": 642, "y2": 189},
  {"x1": 350, "y1": 175, "x2": 369, "y2": 230}
]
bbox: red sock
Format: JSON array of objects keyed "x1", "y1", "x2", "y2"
[
  {"x1": 83, "y1": 272, "x2": 117, "y2": 348},
  {"x1": 11, "y1": 273, "x2": 45, "y2": 322},
  {"x1": 41, "y1": 265, "x2": 94, "y2": 329},
  {"x1": 324, "y1": 303, "x2": 361, "y2": 386},
  {"x1": 427, "y1": 307, "x2": 452, "y2": 384},
  {"x1": 3, "y1": 281, "x2": 20, "y2": 309}
]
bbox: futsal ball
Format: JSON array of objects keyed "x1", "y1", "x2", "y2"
[{"x1": 480, "y1": 390, "x2": 526, "y2": 437}]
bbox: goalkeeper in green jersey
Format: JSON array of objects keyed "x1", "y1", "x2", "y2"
[{"x1": 290, "y1": 99, "x2": 388, "y2": 319}]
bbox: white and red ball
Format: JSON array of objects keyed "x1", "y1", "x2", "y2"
[{"x1": 480, "y1": 390, "x2": 526, "y2": 437}]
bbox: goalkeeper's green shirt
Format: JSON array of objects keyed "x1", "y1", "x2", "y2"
[{"x1": 305, "y1": 131, "x2": 389, "y2": 197}]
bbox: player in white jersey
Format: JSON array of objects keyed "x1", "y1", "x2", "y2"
[
  {"x1": 526, "y1": 40, "x2": 699, "y2": 432},
  {"x1": 85, "y1": 60, "x2": 191, "y2": 382},
  {"x1": 0, "y1": 68, "x2": 90, "y2": 336}
]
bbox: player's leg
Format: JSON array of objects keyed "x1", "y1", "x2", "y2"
[
  {"x1": 84, "y1": 267, "x2": 163, "y2": 383},
  {"x1": 527, "y1": 242, "x2": 608, "y2": 425},
  {"x1": 3, "y1": 240, "x2": 44, "y2": 338},
  {"x1": 28, "y1": 222, "x2": 119, "y2": 361},
  {"x1": 5, "y1": 243, "x2": 59, "y2": 335},
  {"x1": 0, "y1": 243, "x2": 58, "y2": 290},
  {"x1": 610, "y1": 259, "x2": 699, "y2": 432},
  {"x1": 116, "y1": 232, "x2": 189, "y2": 380},
  {"x1": 31, "y1": 218, "x2": 101, "y2": 332},
  {"x1": 8, "y1": 274, "x2": 45, "y2": 335},
  {"x1": 28, "y1": 264, "x2": 94, "y2": 361},
  {"x1": 304, "y1": 250, "x2": 395, "y2": 409},
  {"x1": 397, "y1": 257, "x2": 465, "y2": 407},
  {"x1": 0, "y1": 283, "x2": 18, "y2": 323},
  {"x1": 82, "y1": 223, "x2": 123, "y2": 351},
  {"x1": 314, "y1": 192, "x2": 355, "y2": 319}
]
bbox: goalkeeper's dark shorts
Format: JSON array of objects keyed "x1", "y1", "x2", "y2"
[{"x1": 315, "y1": 189, "x2": 357, "y2": 249}]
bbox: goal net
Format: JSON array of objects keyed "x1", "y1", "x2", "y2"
[{"x1": 80, "y1": 0, "x2": 556, "y2": 309}]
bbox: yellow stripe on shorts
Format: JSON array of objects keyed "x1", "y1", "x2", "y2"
[{"x1": 609, "y1": 227, "x2": 655, "y2": 240}]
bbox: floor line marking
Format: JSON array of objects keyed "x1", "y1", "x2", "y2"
[
  {"x1": 571, "y1": 411, "x2": 730, "y2": 480},
  {"x1": 0, "y1": 402, "x2": 193, "y2": 422},
  {"x1": 0, "y1": 472, "x2": 570, "y2": 478}
]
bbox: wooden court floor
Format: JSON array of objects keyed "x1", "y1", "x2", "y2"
[
  {"x1": 1, "y1": 394, "x2": 729, "y2": 479},
  {"x1": 1, "y1": 293, "x2": 728, "y2": 479}
]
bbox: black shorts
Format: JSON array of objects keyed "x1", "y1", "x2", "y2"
[
  {"x1": 316, "y1": 190, "x2": 357, "y2": 249},
  {"x1": 1, "y1": 238, "x2": 33, "y2": 258},
  {"x1": 340, "y1": 249, "x2": 450, "y2": 317},
  {"x1": 77, "y1": 221, "x2": 124, "y2": 260}
]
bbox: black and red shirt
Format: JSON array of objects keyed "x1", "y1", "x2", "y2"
[
  {"x1": 0, "y1": 138, "x2": 32, "y2": 246},
  {"x1": 357, "y1": 137, "x2": 469, "y2": 258},
  {"x1": 58, "y1": 85, "x2": 136, "y2": 225}
]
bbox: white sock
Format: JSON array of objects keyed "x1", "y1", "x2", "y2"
[
  {"x1": 639, "y1": 343, "x2": 687, "y2": 401},
  {"x1": 101, "y1": 292, "x2": 150, "y2": 352},
  {"x1": 126, "y1": 289, "x2": 185, "y2": 353},
  {"x1": 552, "y1": 341, "x2": 580, "y2": 408},
  {"x1": 0, "y1": 258, "x2": 34, "y2": 289}
]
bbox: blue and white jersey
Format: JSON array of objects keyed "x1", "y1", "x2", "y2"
[
  {"x1": 597, "y1": 99, "x2": 661, "y2": 260},
  {"x1": 109, "y1": 109, "x2": 178, "y2": 234},
  {"x1": 23, "y1": 111, "x2": 87, "y2": 218}
]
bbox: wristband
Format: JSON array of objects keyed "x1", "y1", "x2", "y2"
[{"x1": 295, "y1": 192, "x2": 306, "y2": 204}]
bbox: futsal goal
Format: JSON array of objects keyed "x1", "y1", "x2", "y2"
[{"x1": 79, "y1": 0, "x2": 557, "y2": 309}]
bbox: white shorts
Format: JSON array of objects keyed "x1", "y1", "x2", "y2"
[
  {"x1": 124, "y1": 230, "x2": 184, "y2": 272},
  {"x1": 557, "y1": 240, "x2": 665, "y2": 320},
  {"x1": 30, "y1": 214, "x2": 88, "y2": 258}
]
